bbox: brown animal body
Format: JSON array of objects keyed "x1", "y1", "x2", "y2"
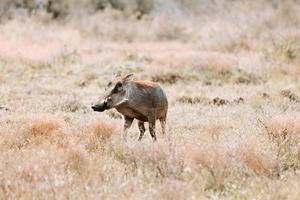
[{"x1": 91, "y1": 74, "x2": 168, "y2": 141}]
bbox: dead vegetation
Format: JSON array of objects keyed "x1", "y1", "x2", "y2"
[
  {"x1": 176, "y1": 95, "x2": 210, "y2": 105},
  {"x1": 280, "y1": 89, "x2": 300, "y2": 102},
  {"x1": 200, "y1": 67, "x2": 261, "y2": 86},
  {"x1": 25, "y1": 115, "x2": 66, "y2": 137},
  {"x1": 61, "y1": 98, "x2": 88, "y2": 113},
  {"x1": 0, "y1": 0, "x2": 300, "y2": 199},
  {"x1": 151, "y1": 71, "x2": 195, "y2": 84},
  {"x1": 177, "y1": 95, "x2": 244, "y2": 106}
]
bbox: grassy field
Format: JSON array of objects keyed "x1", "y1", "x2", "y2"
[{"x1": 0, "y1": 1, "x2": 300, "y2": 199}]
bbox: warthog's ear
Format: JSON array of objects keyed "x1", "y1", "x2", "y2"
[
  {"x1": 114, "y1": 72, "x2": 122, "y2": 78},
  {"x1": 124, "y1": 73, "x2": 134, "y2": 81}
]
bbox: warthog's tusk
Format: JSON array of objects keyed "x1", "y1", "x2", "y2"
[{"x1": 115, "y1": 98, "x2": 129, "y2": 107}]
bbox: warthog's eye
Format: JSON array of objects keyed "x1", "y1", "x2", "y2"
[
  {"x1": 116, "y1": 82, "x2": 122, "y2": 88},
  {"x1": 111, "y1": 82, "x2": 122, "y2": 93},
  {"x1": 107, "y1": 82, "x2": 112, "y2": 87}
]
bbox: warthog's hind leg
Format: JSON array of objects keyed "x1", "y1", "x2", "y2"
[
  {"x1": 159, "y1": 116, "x2": 166, "y2": 135},
  {"x1": 148, "y1": 111, "x2": 157, "y2": 141},
  {"x1": 138, "y1": 121, "x2": 146, "y2": 141}
]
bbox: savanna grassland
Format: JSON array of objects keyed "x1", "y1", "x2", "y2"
[{"x1": 0, "y1": 0, "x2": 300, "y2": 199}]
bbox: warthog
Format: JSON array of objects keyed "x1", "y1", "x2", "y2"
[{"x1": 91, "y1": 73, "x2": 168, "y2": 141}]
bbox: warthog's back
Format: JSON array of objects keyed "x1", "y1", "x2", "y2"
[{"x1": 116, "y1": 80, "x2": 168, "y2": 121}]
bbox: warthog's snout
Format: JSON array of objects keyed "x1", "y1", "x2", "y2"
[{"x1": 91, "y1": 101, "x2": 108, "y2": 112}]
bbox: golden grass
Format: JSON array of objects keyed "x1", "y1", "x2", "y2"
[
  {"x1": 89, "y1": 121, "x2": 115, "y2": 141},
  {"x1": 237, "y1": 142, "x2": 277, "y2": 176},
  {"x1": 0, "y1": 1, "x2": 300, "y2": 199},
  {"x1": 25, "y1": 115, "x2": 65, "y2": 137},
  {"x1": 65, "y1": 145, "x2": 89, "y2": 175}
]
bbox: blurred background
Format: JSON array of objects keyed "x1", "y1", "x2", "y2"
[
  {"x1": 1, "y1": 0, "x2": 300, "y2": 44},
  {"x1": 1, "y1": 1, "x2": 300, "y2": 199},
  {"x1": 1, "y1": 0, "x2": 300, "y2": 119}
]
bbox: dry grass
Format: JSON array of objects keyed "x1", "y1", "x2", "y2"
[
  {"x1": 25, "y1": 115, "x2": 65, "y2": 137},
  {"x1": 0, "y1": 1, "x2": 300, "y2": 199},
  {"x1": 85, "y1": 120, "x2": 116, "y2": 152},
  {"x1": 237, "y1": 141, "x2": 277, "y2": 176}
]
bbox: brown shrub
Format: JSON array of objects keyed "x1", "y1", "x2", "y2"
[
  {"x1": 263, "y1": 117, "x2": 299, "y2": 141},
  {"x1": 212, "y1": 97, "x2": 229, "y2": 106},
  {"x1": 267, "y1": 35, "x2": 300, "y2": 62},
  {"x1": 22, "y1": 114, "x2": 70, "y2": 148},
  {"x1": 233, "y1": 72, "x2": 260, "y2": 85},
  {"x1": 176, "y1": 95, "x2": 210, "y2": 105},
  {"x1": 203, "y1": 123, "x2": 225, "y2": 142},
  {"x1": 76, "y1": 70, "x2": 99, "y2": 87},
  {"x1": 61, "y1": 98, "x2": 88, "y2": 113},
  {"x1": 132, "y1": 143, "x2": 170, "y2": 174},
  {"x1": 89, "y1": 121, "x2": 114, "y2": 142},
  {"x1": 110, "y1": 0, "x2": 154, "y2": 19},
  {"x1": 65, "y1": 145, "x2": 89, "y2": 175},
  {"x1": 184, "y1": 142, "x2": 232, "y2": 189},
  {"x1": 280, "y1": 89, "x2": 300, "y2": 102},
  {"x1": 151, "y1": 71, "x2": 186, "y2": 84},
  {"x1": 237, "y1": 143, "x2": 277, "y2": 176},
  {"x1": 85, "y1": 121, "x2": 116, "y2": 152},
  {"x1": 177, "y1": 95, "x2": 244, "y2": 106},
  {"x1": 0, "y1": 125, "x2": 28, "y2": 150},
  {"x1": 111, "y1": 141, "x2": 183, "y2": 178},
  {"x1": 199, "y1": 59, "x2": 260, "y2": 85},
  {"x1": 258, "y1": 116, "x2": 300, "y2": 172},
  {"x1": 0, "y1": 106, "x2": 9, "y2": 111},
  {"x1": 25, "y1": 114, "x2": 65, "y2": 137},
  {"x1": 201, "y1": 67, "x2": 234, "y2": 85},
  {"x1": 232, "y1": 97, "x2": 245, "y2": 104},
  {"x1": 257, "y1": 92, "x2": 271, "y2": 100}
]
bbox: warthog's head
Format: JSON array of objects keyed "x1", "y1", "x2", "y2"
[{"x1": 91, "y1": 73, "x2": 133, "y2": 112}]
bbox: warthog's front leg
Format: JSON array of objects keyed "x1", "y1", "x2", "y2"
[
  {"x1": 148, "y1": 111, "x2": 157, "y2": 141},
  {"x1": 123, "y1": 116, "x2": 133, "y2": 141},
  {"x1": 138, "y1": 121, "x2": 145, "y2": 141}
]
